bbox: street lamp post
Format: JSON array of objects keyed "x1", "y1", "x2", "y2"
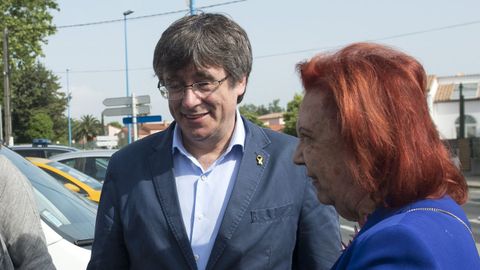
[
  {"x1": 123, "y1": 10, "x2": 134, "y2": 143},
  {"x1": 189, "y1": 0, "x2": 196, "y2": 15}
]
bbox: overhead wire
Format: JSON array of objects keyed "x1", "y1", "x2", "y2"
[
  {"x1": 53, "y1": 4, "x2": 480, "y2": 74},
  {"x1": 57, "y1": 0, "x2": 247, "y2": 29}
]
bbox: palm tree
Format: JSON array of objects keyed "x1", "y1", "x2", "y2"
[{"x1": 73, "y1": 115, "x2": 102, "y2": 146}]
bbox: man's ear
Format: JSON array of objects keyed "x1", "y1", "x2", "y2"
[{"x1": 236, "y1": 76, "x2": 247, "y2": 96}]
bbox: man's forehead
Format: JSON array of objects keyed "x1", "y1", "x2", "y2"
[{"x1": 164, "y1": 65, "x2": 226, "y2": 80}]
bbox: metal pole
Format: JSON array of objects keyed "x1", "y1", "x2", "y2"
[
  {"x1": 123, "y1": 10, "x2": 133, "y2": 144},
  {"x1": 132, "y1": 93, "x2": 138, "y2": 142},
  {"x1": 66, "y1": 68, "x2": 72, "y2": 146},
  {"x1": 189, "y1": 0, "x2": 196, "y2": 15},
  {"x1": 458, "y1": 83, "x2": 465, "y2": 139},
  {"x1": 2, "y1": 27, "x2": 12, "y2": 146}
]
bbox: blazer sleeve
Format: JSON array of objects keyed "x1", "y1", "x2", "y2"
[
  {"x1": 292, "y1": 177, "x2": 342, "y2": 270},
  {"x1": 347, "y1": 225, "x2": 438, "y2": 269},
  {"x1": 87, "y1": 157, "x2": 130, "y2": 270}
]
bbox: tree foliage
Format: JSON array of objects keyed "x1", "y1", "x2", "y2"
[
  {"x1": 0, "y1": 0, "x2": 58, "y2": 69},
  {"x1": 239, "y1": 106, "x2": 265, "y2": 127},
  {"x1": 283, "y1": 93, "x2": 303, "y2": 137},
  {"x1": 25, "y1": 112, "x2": 54, "y2": 140},
  {"x1": 1, "y1": 1, "x2": 62, "y2": 143},
  {"x1": 11, "y1": 62, "x2": 67, "y2": 143},
  {"x1": 239, "y1": 99, "x2": 285, "y2": 127},
  {"x1": 108, "y1": 121, "x2": 123, "y2": 129},
  {"x1": 73, "y1": 114, "x2": 102, "y2": 144}
]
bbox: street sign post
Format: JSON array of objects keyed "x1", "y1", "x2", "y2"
[
  {"x1": 123, "y1": 115, "x2": 162, "y2": 124},
  {"x1": 102, "y1": 94, "x2": 152, "y2": 143}
]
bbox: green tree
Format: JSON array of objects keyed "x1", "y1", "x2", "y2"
[
  {"x1": 239, "y1": 106, "x2": 265, "y2": 127},
  {"x1": 73, "y1": 115, "x2": 102, "y2": 145},
  {"x1": 239, "y1": 99, "x2": 286, "y2": 128},
  {"x1": 108, "y1": 121, "x2": 123, "y2": 129},
  {"x1": 25, "y1": 112, "x2": 54, "y2": 140},
  {"x1": 0, "y1": 0, "x2": 58, "y2": 69},
  {"x1": 11, "y1": 62, "x2": 67, "y2": 143},
  {"x1": 267, "y1": 99, "x2": 284, "y2": 113},
  {"x1": 283, "y1": 93, "x2": 303, "y2": 137}
]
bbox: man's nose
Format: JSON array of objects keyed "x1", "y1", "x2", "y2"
[{"x1": 181, "y1": 88, "x2": 201, "y2": 107}]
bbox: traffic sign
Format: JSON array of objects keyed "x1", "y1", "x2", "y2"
[
  {"x1": 102, "y1": 104, "x2": 150, "y2": 117},
  {"x1": 123, "y1": 115, "x2": 162, "y2": 124},
  {"x1": 103, "y1": 95, "x2": 150, "y2": 106}
]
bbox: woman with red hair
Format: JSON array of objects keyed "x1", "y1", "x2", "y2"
[{"x1": 294, "y1": 42, "x2": 480, "y2": 269}]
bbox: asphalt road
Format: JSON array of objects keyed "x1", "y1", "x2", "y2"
[{"x1": 339, "y1": 186, "x2": 480, "y2": 251}]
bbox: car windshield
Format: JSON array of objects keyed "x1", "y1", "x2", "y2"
[
  {"x1": 46, "y1": 160, "x2": 103, "y2": 190},
  {"x1": 1, "y1": 147, "x2": 96, "y2": 246}
]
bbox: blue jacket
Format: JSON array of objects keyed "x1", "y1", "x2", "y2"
[
  {"x1": 87, "y1": 118, "x2": 341, "y2": 270},
  {"x1": 332, "y1": 196, "x2": 480, "y2": 269}
]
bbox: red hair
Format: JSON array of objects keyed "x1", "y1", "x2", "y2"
[{"x1": 298, "y1": 42, "x2": 467, "y2": 207}]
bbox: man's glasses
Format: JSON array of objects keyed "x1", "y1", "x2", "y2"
[{"x1": 158, "y1": 76, "x2": 229, "y2": 100}]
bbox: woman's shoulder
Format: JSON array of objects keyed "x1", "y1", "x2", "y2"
[{"x1": 348, "y1": 198, "x2": 480, "y2": 269}]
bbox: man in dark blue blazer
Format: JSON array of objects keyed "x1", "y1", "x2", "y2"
[{"x1": 87, "y1": 13, "x2": 341, "y2": 270}]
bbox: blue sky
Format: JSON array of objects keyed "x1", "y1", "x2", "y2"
[{"x1": 42, "y1": 0, "x2": 480, "y2": 123}]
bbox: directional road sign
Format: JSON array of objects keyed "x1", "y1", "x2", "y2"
[
  {"x1": 123, "y1": 115, "x2": 162, "y2": 124},
  {"x1": 103, "y1": 95, "x2": 150, "y2": 106},
  {"x1": 102, "y1": 104, "x2": 150, "y2": 117}
]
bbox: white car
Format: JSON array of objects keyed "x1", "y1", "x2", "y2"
[{"x1": 2, "y1": 145, "x2": 95, "y2": 269}]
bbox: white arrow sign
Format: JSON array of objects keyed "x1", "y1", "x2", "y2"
[
  {"x1": 102, "y1": 104, "x2": 150, "y2": 117},
  {"x1": 103, "y1": 95, "x2": 150, "y2": 106}
]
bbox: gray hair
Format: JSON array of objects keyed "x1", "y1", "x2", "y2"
[{"x1": 153, "y1": 13, "x2": 252, "y2": 103}]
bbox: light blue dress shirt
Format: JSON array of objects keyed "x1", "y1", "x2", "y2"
[{"x1": 172, "y1": 110, "x2": 245, "y2": 270}]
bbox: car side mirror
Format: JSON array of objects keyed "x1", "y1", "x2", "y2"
[{"x1": 64, "y1": 183, "x2": 81, "y2": 193}]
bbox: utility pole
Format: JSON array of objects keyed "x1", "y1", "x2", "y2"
[
  {"x1": 2, "y1": 27, "x2": 12, "y2": 146},
  {"x1": 458, "y1": 83, "x2": 465, "y2": 139}
]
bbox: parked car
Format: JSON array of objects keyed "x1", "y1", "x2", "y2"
[
  {"x1": 11, "y1": 139, "x2": 78, "y2": 158},
  {"x1": 1, "y1": 145, "x2": 95, "y2": 270},
  {"x1": 50, "y1": 149, "x2": 116, "y2": 182},
  {"x1": 27, "y1": 157, "x2": 102, "y2": 203}
]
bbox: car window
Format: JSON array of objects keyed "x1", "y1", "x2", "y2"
[
  {"x1": 61, "y1": 158, "x2": 77, "y2": 168},
  {"x1": 47, "y1": 161, "x2": 103, "y2": 190},
  {"x1": 14, "y1": 149, "x2": 45, "y2": 158},
  {"x1": 46, "y1": 149, "x2": 69, "y2": 158},
  {"x1": 93, "y1": 157, "x2": 110, "y2": 181}
]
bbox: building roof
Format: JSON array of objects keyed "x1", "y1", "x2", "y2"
[
  {"x1": 258, "y1": 112, "x2": 284, "y2": 120},
  {"x1": 434, "y1": 84, "x2": 454, "y2": 102}
]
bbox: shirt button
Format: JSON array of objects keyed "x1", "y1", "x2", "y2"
[
  {"x1": 200, "y1": 175, "x2": 207, "y2": 181},
  {"x1": 194, "y1": 254, "x2": 200, "y2": 261}
]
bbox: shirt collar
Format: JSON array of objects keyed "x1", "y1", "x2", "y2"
[{"x1": 172, "y1": 109, "x2": 245, "y2": 155}]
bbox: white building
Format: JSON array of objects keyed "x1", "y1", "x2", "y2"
[{"x1": 428, "y1": 74, "x2": 480, "y2": 140}]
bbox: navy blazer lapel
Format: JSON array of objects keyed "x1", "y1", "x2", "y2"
[
  {"x1": 206, "y1": 120, "x2": 271, "y2": 270},
  {"x1": 148, "y1": 125, "x2": 197, "y2": 270}
]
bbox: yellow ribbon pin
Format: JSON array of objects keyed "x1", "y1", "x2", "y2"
[{"x1": 256, "y1": 154, "x2": 264, "y2": 166}]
